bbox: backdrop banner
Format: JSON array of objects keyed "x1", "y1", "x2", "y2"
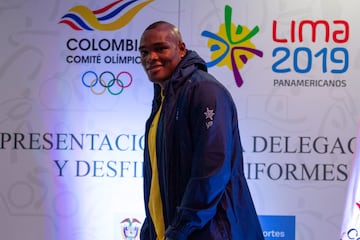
[
  {"x1": 340, "y1": 121, "x2": 360, "y2": 240},
  {"x1": 1, "y1": 0, "x2": 359, "y2": 239}
]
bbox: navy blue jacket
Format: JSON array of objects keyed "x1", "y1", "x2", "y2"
[{"x1": 140, "y1": 50, "x2": 264, "y2": 240}]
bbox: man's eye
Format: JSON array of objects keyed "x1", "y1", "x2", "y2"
[
  {"x1": 140, "y1": 51, "x2": 148, "y2": 57},
  {"x1": 155, "y1": 47, "x2": 165, "y2": 52}
]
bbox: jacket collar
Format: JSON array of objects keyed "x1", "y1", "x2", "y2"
[{"x1": 153, "y1": 50, "x2": 207, "y2": 99}]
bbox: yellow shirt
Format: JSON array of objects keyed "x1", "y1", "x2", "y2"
[{"x1": 148, "y1": 92, "x2": 165, "y2": 240}]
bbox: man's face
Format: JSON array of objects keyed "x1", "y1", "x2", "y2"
[{"x1": 139, "y1": 27, "x2": 186, "y2": 87}]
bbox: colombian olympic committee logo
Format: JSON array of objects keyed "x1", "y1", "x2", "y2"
[{"x1": 82, "y1": 71, "x2": 133, "y2": 95}]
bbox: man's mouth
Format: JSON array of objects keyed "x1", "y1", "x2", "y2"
[{"x1": 147, "y1": 65, "x2": 163, "y2": 73}]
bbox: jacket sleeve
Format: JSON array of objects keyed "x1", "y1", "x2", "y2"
[
  {"x1": 165, "y1": 79, "x2": 238, "y2": 239},
  {"x1": 140, "y1": 217, "x2": 149, "y2": 240}
]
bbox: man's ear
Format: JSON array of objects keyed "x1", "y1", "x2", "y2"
[{"x1": 179, "y1": 42, "x2": 186, "y2": 57}]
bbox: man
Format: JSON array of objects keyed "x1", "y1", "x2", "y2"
[{"x1": 139, "y1": 21, "x2": 264, "y2": 240}]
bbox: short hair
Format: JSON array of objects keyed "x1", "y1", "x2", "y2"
[{"x1": 143, "y1": 21, "x2": 183, "y2": 43}]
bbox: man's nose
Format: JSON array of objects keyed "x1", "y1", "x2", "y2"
[{"x1": 148, "y1": 51, "x2": 158, "y2": 60}]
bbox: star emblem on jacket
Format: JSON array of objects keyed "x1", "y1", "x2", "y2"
[{"x1": 204, "y1": 107, "x2": 215, "y2": 129}]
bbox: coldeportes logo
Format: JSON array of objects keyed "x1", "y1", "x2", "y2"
[
  {"x1": 82, "y1": 70, "x2": 133, "y2": 95},
  {"x1": 59, "y1": 0, "x2": 153, "y2": 31},
  {"x1": 120, "y1": 218, "x2": 141, "y2": 240},
  {"x1": 201, "y1": 5, "x2": 263, "y2": 87}
]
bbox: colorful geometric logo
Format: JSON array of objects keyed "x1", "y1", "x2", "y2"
[
  {"x1": 201, "y1": 5, "x2": 263, "y2": 87},
  {"x1": 59, "y1": 0, "x2": 153, "y2": 31}
]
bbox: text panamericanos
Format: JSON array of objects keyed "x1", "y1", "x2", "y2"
[{"x1": 274, "y1": 78, "x2": 347, "y2": 87}]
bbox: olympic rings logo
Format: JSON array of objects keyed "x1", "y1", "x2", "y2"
[{"x1": 82, "y1": 71, "x2": 133, "y2": 95}]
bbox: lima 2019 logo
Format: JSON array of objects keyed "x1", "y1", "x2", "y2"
[
  {"x1": 201, "y1": 5, "x2": 263, "y2": 88},
  {"x1": 202, "y1": 5, "x2": 349, "y2": 89},
  {"x1": 59, "y1": 0, "x2": 153, "y2": 31}
]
